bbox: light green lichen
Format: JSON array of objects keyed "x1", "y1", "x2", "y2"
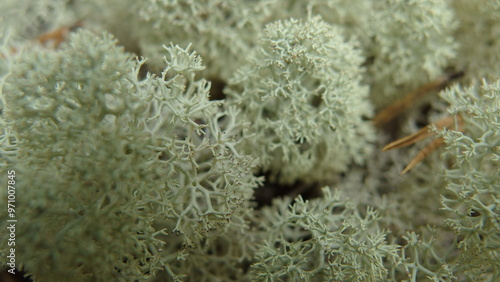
[
  {"x1": 0, "y1": 1, "x2": 499, "y2": 281},
  {"x1": 225, "y1": 17, "x2": 375, "y2": 184},
  {"x1": 0, "y1": 30, "x2": 260, "y2": 281}
]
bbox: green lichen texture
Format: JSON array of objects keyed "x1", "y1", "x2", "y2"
[{"x1": 0, "y1": 0, "x2": 498, "y2": 281}]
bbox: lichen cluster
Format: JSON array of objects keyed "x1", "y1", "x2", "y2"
[{"x1": 0, "y1": 0, "x2": 498, "y2": 281}]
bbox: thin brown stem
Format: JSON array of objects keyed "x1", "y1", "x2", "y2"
[
  {"x1": 401, "y1": 138, "x2": 445, "y2": 174},
  {"x1": 373, "y1": 71, "x2": 465, "y2": 127},
  {"x1": 382, "y1": 116, "x2": 459, "y2": 151}
]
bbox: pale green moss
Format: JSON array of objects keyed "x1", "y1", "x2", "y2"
[{"x1": 0, "y1": 1, "x2": 499, "y2": 281}]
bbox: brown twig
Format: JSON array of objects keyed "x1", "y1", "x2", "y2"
[
  {"x1": 373, "y1": 71, "x2": 465, "y2": 128},
  {"x1": 384, "y1": 115, "x2": 464, "y2": 174},
  {"x1": 36, "y1": 21, "x2": 83, "y2": 48},
  {"x1": 0, "y1": 21, "x2": 84, "y2": 59},
  {"x1": 400, "y1": 137, "x2": 445, "y2": 174},
  {"x1": 382, "y1": 116, "x2": 459, "y2": 152}
]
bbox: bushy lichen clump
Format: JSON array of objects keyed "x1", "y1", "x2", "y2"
[
  {"x1": 452, "y1": 0, "x2": 500, "y2": 81},
  {"x1": 225, "y1": 17, "x2": 374, "y2": 184},
  {"x1": 0, "y1": 30, "x2": 260, "y2": 280},
  {"x1": 1, "y1": 0, "x2": 499, "y2": 281},
  {"x1": 367, "y1": 0, "x2": 458, "y2": 108},
  {"x1": 439, "y1": 80, "x2": 500, "y2": 280},
  {"x1": 132, "y1": 0, "x2": 277, "y2": 81},
  {"x1": 248, "y1": 187, "x2": 399, "y2": 281}
]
